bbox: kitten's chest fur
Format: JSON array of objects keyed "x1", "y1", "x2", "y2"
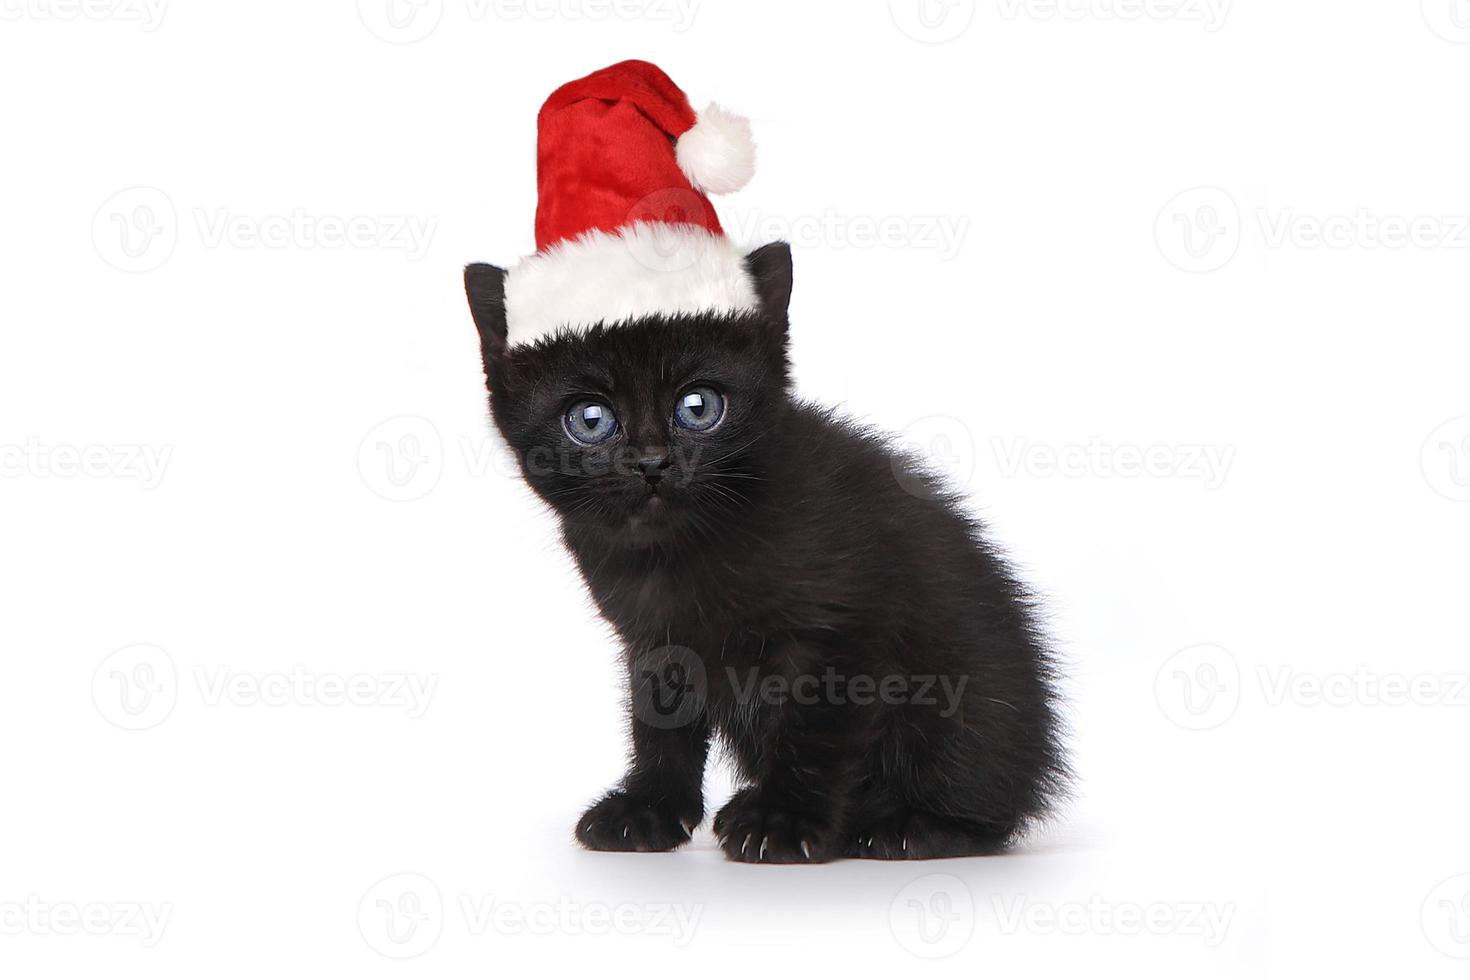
[
  {"x1": 574, "y1": 537, "x2": 792, "y2": 655},
  {"x1": 567, "y1": 518, "x2": 848, "y2": 718}
]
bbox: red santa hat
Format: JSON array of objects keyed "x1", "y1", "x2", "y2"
[{"x1": 501, "y1": 60, "x2": 759, "y2": 348}]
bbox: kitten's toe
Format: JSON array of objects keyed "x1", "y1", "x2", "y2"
[
  {"x1": 575, "y1": 791, "x2": 699, "y2": 853},
  {"x1": 713, "y1": 790, "x2": 837, "y2": 864},
  {"x1": 710, "y1": 785, "x2": 757, "y2": 837}
]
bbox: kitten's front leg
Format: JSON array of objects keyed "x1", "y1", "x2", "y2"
[
  {"x1": 577, "y1": 716, "x2": 708, "y2": 852},
  {"x1": 713, "y1": 651, "x2": 863, "y2": 863},
  {"x1": 576, "y1": 650, "x2": 709, "y2": 853}
]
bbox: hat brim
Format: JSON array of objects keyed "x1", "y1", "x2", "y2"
[{"x1": 503, "y1": 223, "x2": 759, "y2": 348}]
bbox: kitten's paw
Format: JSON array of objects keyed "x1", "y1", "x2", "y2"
[
  {"x1": 849, "y1": 820, "x2": 917, "y2": 860},
  {"x1": 712, "y1": 788, "x2": 838, "y2": 864},
  {"x1": 849, "y1": 811, "x2": 1013, "y2": 860},
  {"x1": 576, "y1": 791, "x2": 700, "y2": 853}
]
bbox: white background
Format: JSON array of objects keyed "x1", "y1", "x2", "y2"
[{"x1": 3, "y1": 1, "x2": 1469, "y2": 975}]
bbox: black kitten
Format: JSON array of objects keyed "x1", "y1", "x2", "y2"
[{"x1": 465, "y1": 243, "x2": 1066, "y2": 862}]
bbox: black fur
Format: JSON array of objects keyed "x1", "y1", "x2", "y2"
[{"x1": 465, "y1": 244, "x2": 1067, "y2": 861}]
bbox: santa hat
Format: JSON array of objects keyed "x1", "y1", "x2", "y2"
[{"x1": 498, "y1": 60, "x2": 760, "y2": 348}]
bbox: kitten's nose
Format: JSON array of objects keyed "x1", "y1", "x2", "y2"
[{"x1": 637, "y1": 453, "x2": 672, "y2": 483}]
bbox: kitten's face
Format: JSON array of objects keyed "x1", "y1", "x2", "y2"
[
  {"x1": 486, "y1": 314, "x2": 788, "y2": 545},
  {"x1": 464, "y1": 242, "x2": 794, "y2": 548}
]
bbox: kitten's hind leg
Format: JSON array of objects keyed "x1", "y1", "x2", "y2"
[{"x1": 848, "y1": 811, "x2": 1015, "y2": 860}]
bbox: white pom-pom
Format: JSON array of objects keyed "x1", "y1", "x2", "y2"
[{"x1": 675, "y1": 103, "x2": 755, "y2": 195}]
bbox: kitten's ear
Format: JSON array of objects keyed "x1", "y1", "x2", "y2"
[
  {"x1": 464, "y1": 263, "x2": 509, "y2": 354},
  {"x1": 744, "y1": 241, "x2": 793, "y2": 329}
]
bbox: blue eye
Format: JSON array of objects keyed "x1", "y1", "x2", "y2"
[
  {"x1": 674, "y1": 386, "x2": 725, "y2": 432},
  {"x1": 563, "y1": 400, "x2": 618, "y2": 445}
]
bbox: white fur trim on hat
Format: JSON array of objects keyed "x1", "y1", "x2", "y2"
[
  {"x1": 675, "y1": 103, "x2": 756, "y2": 196},
  {"x1": 503, "y1": 223, "x2": 759, "y2": 348}
]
